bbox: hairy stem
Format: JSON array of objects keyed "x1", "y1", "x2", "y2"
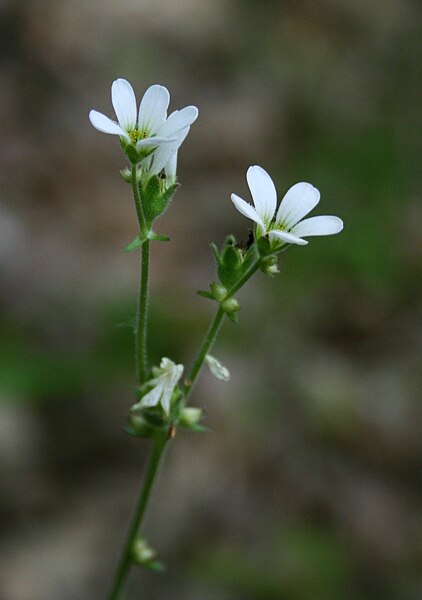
[
  {"x1": 131, "y1": 163, "x2": 146, "y2": 233},
  {"x1": 130, "y1": 164, "x2": 150, "y2": 384},
  {"x1": 183, "y1": 306, "x2": 225, "y2": 397},
  {"x1": 107, "y1": 434, "x2": 168, "y2": 600},
  {"x1": 183, "y1": 257, "x2": 261, "y2": 398},
  {"x1": 135, "y1": 239, "x2": 150, "y2": 383}
]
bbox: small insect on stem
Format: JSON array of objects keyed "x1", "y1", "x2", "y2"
[{"x1": 167, "y1": 424, "x2": 177, "y2": 439}]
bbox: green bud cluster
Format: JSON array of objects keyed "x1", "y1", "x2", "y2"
[{"x1": 197, "y1": 235, "x2": 261, "y2": 322}]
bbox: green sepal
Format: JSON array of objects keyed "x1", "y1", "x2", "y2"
[
  {"x1": 124, "y1": 234, "x2": 144, "y2": 253},
  {"x1": 179, "y1": 423, "x2": 210, "y2": 433},
  {"x1": 139, "y1": 409, "x2": 167, "y2": 428},
  {"x1": 124, "y1": 424, "x2": 154, "y2": 439},
  {"x1": 212, "y1": 235, "x2": 244, "y2": 289},
  {"x1": 141, "y1": 175, "x2": 179, "y2": 225},
  {"x1": 212, "y1": 236, "x2": 260, "y2": 290},
  {"x1": 243, "y1": 241, "x2": 259, "y2": 269},
  {"x1": 227, "y1": 312, "x2": 238, "y2": 323},
  {"x1": 257, "y1": 235, "x2": 272, "y2": 257},
  {"x1": 124, "y1": 143, "x2": 141, "y2": 165},
  {"x1": 260, "y1": 253, "x2": 279, "y2": 276},
  {"x1": 197, "y1": 290, "x2": 214, "y2": 300},
  {"x1": 124, "y1": 231, "x2": 170, "y2": 253},
  {"x1": 148, "y1": 232, "x2": 170, "y2": 242},
  {"x1": 120, "y1": 167, "x2": 132, "y2": 183},
  {"x1": 140, "y1": 560, "x2": 166, "y2": 573}
]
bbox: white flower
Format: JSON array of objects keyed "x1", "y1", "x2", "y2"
[
  {"x1": 132, "y1": 357, "x2": 184, "y2": 416},
  {"x1": 231, "y1": 165, "x2": 343, "y2": 247},
  {"x1": 89, "y1": 78, "x2": 198, "y2": 162},
  {"x1": 205, "y1": 355, "x2": 230, "y2": 382}
]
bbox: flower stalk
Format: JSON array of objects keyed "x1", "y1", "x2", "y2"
[
  {"x1": 183, "y1": 256, "x2": 261, "y2": 398},
  {"x1": 135, "y1": 238, "x2": 150, "y2": 384},
  {"x1": 107, "y1": 432, "x2": 168, "y2": 600},
  {"x1": 130, "y1": 163, "x2": 150, "y2": 385}
]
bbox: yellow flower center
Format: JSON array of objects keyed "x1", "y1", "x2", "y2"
[{"x1": 128, "y1": 128, "x2": 150, "y2": 144}]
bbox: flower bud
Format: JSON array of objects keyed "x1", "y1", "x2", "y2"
[
  {"x1": 205, "y1": 354, "x2": 230, "y2": 381},
  {"x1": 132, "y1": 537, "x2": 156, "y2": 564},
  {"x1": 127, "y1": 413, "x2": 153, "y2": 437},
  {"x1": 210, "y1": 282, "x2": 227, "y2": 302},
  {"x1": 120, "y1": 167, "x2": 132, "y2": 183},
  {"x1": 221, "y1": 297, "x2": 240, "y2": 315},
  {"x1": 179, "y1": 407, "x2": 203, "y2": 428},
  {"x1": 260, "y1": 255, "x2": 279, "y2": 276}
]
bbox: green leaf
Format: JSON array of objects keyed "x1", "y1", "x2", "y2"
[{"x1": 124, "y1": 234, "x2": 144, "y2": 253}]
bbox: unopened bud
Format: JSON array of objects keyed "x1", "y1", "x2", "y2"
[
  {"x1": 120, "y1": 167, "x2": 132, "y2": 183},
  {"x1": 221, "y1": 297, "x2": 240, "y2": 315},
  {"x1": 260, "y1": 255, "x2": 279, "y2": 276},
  {"x1": 179, "y1": 407, "x2": 203, "y2": 427},
  {"x1": 210, "y1": 283, "x2": 227, "y2": 302},
  {"x1": 132, "y1": 537, "x2": 156, "y2": 565},
  {"x1": 205, "y1": 355, "x2": 230, "y2": 381},
  {"x1": 127, "y1": 413, "x2": 153, "y2": 437}
]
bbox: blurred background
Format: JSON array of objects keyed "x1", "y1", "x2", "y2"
[{"x1": 0, "y1": 1, "x2": 421, "y2": 599}]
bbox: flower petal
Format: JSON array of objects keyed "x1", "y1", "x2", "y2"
[
  {"x1": 138, "y1": 84, "x2": 170, "y2": 134},
  {"x1": 147, "y1": 139, "x2": 178, "y2": 175},
  {"x1": 157, "y1": 106, "x2": 199, "y2": 137},
  {"x1": 135, "y1": 136, "x2": 176, "y2": 150},
  {"x1": 269, "y1": 230, "x2": 308, "y2": 246},
  {"x1": 139, "y1": 382, "x2": 164, "y2": 409},
  {"x1": 146, "y1": 126, "x2": 187, "y2": 175},
  {"x1": 246, "y1": 165, "x2": 277, "y2": 225},
  {"x1": 275, "y1": 182, "x2": 320, "y2": 229},
  {"x1": 231, "y1": 194, "x2": 266, "y2": 233},
  {"x1": 111, "y1": 79, "x2": 137, "y2": 131},
  {"x1": 205, "y1": 355, "x2": 230, "y2": 381},
  {"x1": 163, "y1": 126, "x2": 190, "y2": 178},
  {"x1": 290, "y1": 215, "x2": 344, "y2": 238},
  {"x1": 88, "y1": 110, "x2": 129, "y2": 139}
]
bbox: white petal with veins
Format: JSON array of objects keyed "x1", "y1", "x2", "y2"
[
  {"x1": 247, "y1": 165, "x2": 277, "y2": 225},
  {"x1": 275, "y1": 182, "x2": 320, "y2": 229},
  {"x1": 231, "y1": 194, "x2": 266, "y2": 233},
  {"x1": 291, "y1": 215, "x2": 344, "y2": 238},
  {"x1": 111, "y1": 79, "x2": 137, "y2": 131},
  {"x1": 138, "y1": 84, "x2": 170, "y2": 134},
  {"x1": 88, "y1": 110, "x2": 129, "y2": 139},
  {"x1": 269, "y1": 229, "x2": 308, "y2": 246}
]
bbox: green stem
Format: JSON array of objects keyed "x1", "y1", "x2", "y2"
[
  {"x1": 226, "y1": 260, "x2": 260, "y2": 297},
  {"x1": 135, "y1": 239, "x2": 150, "y2": 384},
  {"x1": 130, "y1": 163, "x2": 150, "y2": 384},
  {"x1": 107, "y1": 434, "x2": 168, "y2": 600},
  {"x1": 183, "y1": 257, "x2": 261, "y2": 398},
  {"x1": 131, "y1": 163, "x2": 146, "y2": 233},
  {"x1": 183, "y1": 306, "x2": 225, "y2": 397}
]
